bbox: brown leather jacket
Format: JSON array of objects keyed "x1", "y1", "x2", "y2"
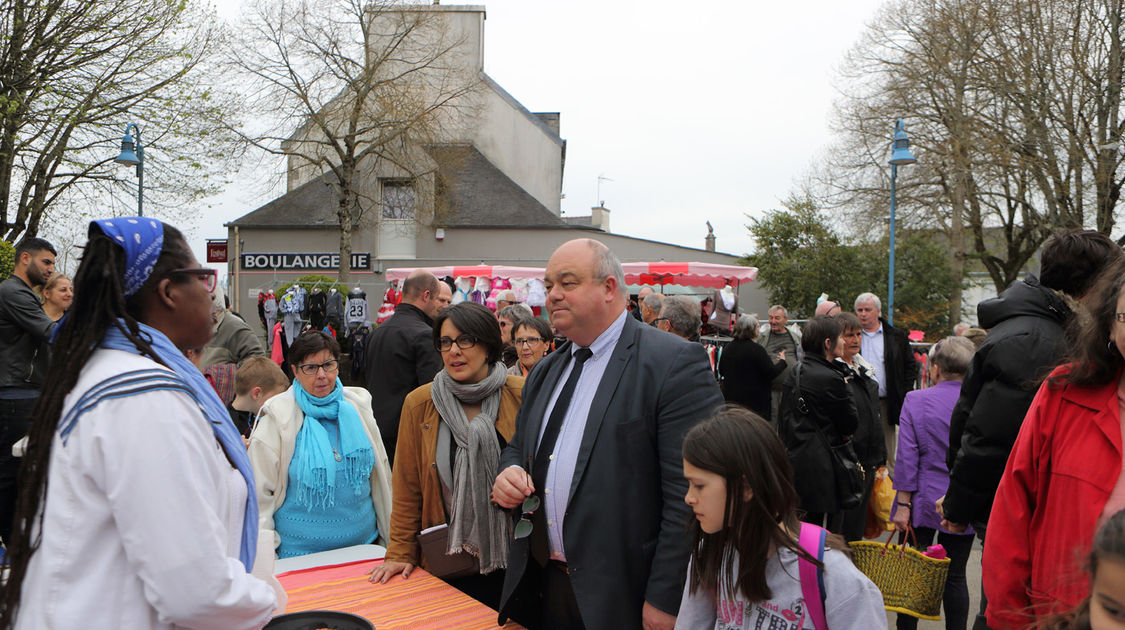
[{"x1": 384, "y1": 375, "x2": 523, "y2": 566}]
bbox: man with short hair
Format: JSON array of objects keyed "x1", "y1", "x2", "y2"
[
  {"x1": 631, "y1": 286, "x2": 654, "y2": 322},
  {"x1": 757, "y1": 305, "x2": 801, "y2": 422},
  {"x1": 854, "y1": 292, "x2": 917, "y2": 477},
  {"x1": 496, "y1": 289, "x2": 517, "y2": 312},
  {"x1": 941, "y1": 229, "x2": 1122, "y2": 630},
  {"x1": 493, "y1": 239, "x2": 722, "y2": 630},
  {"x1": 435, "y1": 281, "x2": 453, "y2": 314},
  {"x1": 364, "y1": 269, "x2": 444, "y2": 462},
  {"x1": 640, "y1": 291, "x2": 664, "y2": 325},
  {"x1": 656, "y1": 295, "x2": 701, "y2": 342},
  {"x1": 0, "y1": 236, "x2": 57, "y2": 544}
]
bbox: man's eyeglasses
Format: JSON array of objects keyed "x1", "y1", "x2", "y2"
[
  {"x1": 514, "y1": 337, "x2": 543, "y2": 347},
  {"x1": 437, "y1": 334, "x2": 478, "y2": 352},
  {"x1": 296, "y1": 359, "x2": 340, "y2": 376},
  {"x1": 170, "y1": 268, "x2": 217, "y2": 293},
  {"x1": 509, "y1": 458, "x2": 539, "y2": 540},
  {"x1": 652, "y1": 317, "x2": 670, "y2": 326}
]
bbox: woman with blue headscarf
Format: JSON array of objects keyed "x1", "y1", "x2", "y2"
[
  {"x1": 0, "y1": 218, "x2": 279, "y2": 629},
  {"x1": 248, "y1": 330, "x2": 392, "y2": 560}
]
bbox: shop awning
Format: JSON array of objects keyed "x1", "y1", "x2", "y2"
[
  {"x1": 384, "y1": 265, "x2": 545, "y2": 282},
  {"x1": 620, "y1": 262, "x2": 758, "y2": 289}
]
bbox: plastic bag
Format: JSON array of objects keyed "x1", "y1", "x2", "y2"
[{"x1": 864, "y1": 466, "x2": 895, "y2": 539}]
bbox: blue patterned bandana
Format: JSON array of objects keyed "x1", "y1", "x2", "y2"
[{"x1": 89, "y1": 217, "x2": 164, "y2": 297}]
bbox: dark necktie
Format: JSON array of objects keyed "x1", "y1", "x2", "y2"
[{"x1": 529, "y1": 346, "x2": 593, "y2": 565}]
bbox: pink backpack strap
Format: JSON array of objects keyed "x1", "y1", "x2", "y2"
[{"x1": 798, "y1": 522, "x2": 828, "y2": 630}]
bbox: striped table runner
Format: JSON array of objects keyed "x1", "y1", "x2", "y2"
[{"x1": 277, "y1": 558, "x2": 523, "y2": 629}]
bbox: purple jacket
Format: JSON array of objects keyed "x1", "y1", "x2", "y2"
[{"x1": 893, "y1": 380, "x2": 973, "y2": 535}]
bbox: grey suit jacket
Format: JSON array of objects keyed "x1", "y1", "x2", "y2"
[{"x1": 498, "y1": 313, "x2": 724, "y2": 630}]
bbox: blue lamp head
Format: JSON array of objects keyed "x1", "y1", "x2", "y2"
[
  {"x1": 114, "y1": 131, "x2": 141, "y2": 167},
  {"x1": 889, "y1": 119, "x2": 917, "y2": 166}
]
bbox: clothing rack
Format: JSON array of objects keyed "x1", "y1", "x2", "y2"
[{"x1": 700, "y1": 334, "x2": 732, "y2": 378}]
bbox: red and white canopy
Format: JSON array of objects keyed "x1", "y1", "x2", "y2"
[
  {"x1": 386, "y1": 262, "x2": 757, "y2": 290},
  {"x1": 384, "y1": 265, "x2": 545, "y2": 283},
  {"x1": 621, "y1": 262, "x2": 758, "y2": 289}
]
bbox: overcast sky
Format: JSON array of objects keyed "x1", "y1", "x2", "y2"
[{"x1": 192, "y1": 0, "x2": 889, "y2": 267}]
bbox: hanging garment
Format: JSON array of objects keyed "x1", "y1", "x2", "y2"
[{"x1": 346, "y1": 289, "x2": 369, "y2": 331}]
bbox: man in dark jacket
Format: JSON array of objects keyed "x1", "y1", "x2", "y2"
[
  {"x1": 941, "y1": 229, "x2": 1121, "y2": 630},
  {"x1": 855, "y1": 292, "x2": 918, "y2": 477},
  {"x1": 0, "y1": 236, "x2": 57, "y2": 544},
  {"x1": 363, "y1": 269, "x2": 443, "y2": 462}
]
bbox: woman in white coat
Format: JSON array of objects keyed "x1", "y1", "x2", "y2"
[
  {"x1": 249, "y1": 330, "x2": 392, "y2": 560},
  {"x1": 1, "y1": 218, "x2": 278, "y2": 629}
]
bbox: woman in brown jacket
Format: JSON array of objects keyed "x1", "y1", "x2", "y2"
[{"x1": 368, "y1": 302, "x2": 523, "y2": 609}]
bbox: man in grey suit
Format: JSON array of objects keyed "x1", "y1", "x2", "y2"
[{"x1": 491, "y1": 239, "x2": 723, "y2": 630}]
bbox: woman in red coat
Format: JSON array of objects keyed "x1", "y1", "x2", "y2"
[{"x1": 984, "y1": 256, "x2": 1125, "y2": 629}]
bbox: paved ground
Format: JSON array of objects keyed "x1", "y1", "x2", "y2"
[{"x1": 883, "y1": 538, "x2": 982, "y2": 629}]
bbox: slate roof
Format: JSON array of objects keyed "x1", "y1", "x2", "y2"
[
  {"x1": 226, "y1": 174, "x2": 340, "y2": 229},
  {"x1": 429, "y1": 145, "x2": 567, "y2": 228},
  {"x1": 228, "y1": 145, "x2": 571, "y2": 230}
]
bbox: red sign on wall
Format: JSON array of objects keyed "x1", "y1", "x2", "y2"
[{"x1": 207, "y1": 240, "x2": 228, "y2": 263}]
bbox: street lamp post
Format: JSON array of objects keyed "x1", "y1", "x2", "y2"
[
  {"x1": 888, "y1": 118, "x2": 917, "y2": 326},
  {"x1": 114, "y1": 123, "x2": 144, "y2": 216}
]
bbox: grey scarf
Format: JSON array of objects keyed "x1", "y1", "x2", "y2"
[{"x1": 429, "y1": 362, "x2": 509, "y2": 573}]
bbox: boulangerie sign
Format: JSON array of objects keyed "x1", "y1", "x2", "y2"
[{"x1": 241, "y1": 252, "x2": 371, "y2": 271}]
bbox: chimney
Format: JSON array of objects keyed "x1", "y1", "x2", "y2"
[
  {"x1": 705, "y1": 221, "x2": 715, "y2": 252},
  {"x1": 591, "y1": 204, "x2": 610, "y2": 232}
]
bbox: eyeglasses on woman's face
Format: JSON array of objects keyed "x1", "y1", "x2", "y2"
[
  {"x1": 437, "y1": 334, "x2": 478, "y2": 352},
  {"x1": 514, "y1": 336, "x2": 543, "y2": 347},
  {"x1": 170, "y1": 268, "x2": 218, "y2": 293},
  {"x1": 296, "y1": 359, "x2": 340, "y2": 376}
]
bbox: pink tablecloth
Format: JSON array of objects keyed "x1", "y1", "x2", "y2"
[{"x1": 277, "y1": 558, "x2": 522, "y2": 629}]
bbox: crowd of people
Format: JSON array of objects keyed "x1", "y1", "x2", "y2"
[{"x1": 2, "y1": 220, "x2": 1125, "y2": 630}]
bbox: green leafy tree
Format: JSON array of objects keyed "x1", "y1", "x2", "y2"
[
  {"x1": 744, "y1": 198, "x2": 957, "y2": 339},
  {"x1": 0, "y1": 239, "x2": 13, "y2": 281},
  {"x1": 742, "y1": 196, "x2": 869, "y2": 319}
]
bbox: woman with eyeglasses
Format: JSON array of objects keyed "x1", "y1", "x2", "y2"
[
  {"x1": 368, "y1": 302, "x2": 522, "y2": 609},
  {"x1": 507, "y1": 316, "x2": 553, "y2": 377},
  {"x1": 248, "y1": 330, "x2": 393, "y2": 561}
]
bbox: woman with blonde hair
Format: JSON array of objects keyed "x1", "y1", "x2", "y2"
[{"x1": 40, "y1": 273, "x2": 72, "y2": 322}]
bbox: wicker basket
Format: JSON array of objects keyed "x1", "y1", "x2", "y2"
[{"x1": 849, "y1": 529, "x2": 951, "y2": 620}]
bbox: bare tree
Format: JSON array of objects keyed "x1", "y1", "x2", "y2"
[
  {"x1": 230, "y1": 0, "x2": 481, "y2": 284},
  {"x1": 824, "y1": 0, "x2": 1125, "y2": 320},
  {"x1": 0, "y1": 0, "x2": 243, "y2": 242}
]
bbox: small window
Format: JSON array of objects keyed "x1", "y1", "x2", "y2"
[{"x1": 381, "y1": 180, "x2": 415, "y2": 220}]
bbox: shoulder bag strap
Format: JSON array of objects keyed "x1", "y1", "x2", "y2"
[{"x1": 798, "y1": 522, "x2": 829, "y2": 630}]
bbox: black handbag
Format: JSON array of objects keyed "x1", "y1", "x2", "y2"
[{"x1": 793, "y1": 362, "x2": 866, "y2": 510}]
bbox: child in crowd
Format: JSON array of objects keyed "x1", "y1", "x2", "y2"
[
  {"x1": 233, "y1": 356, "x2": 290, "y2": 433},
  {"x1": 1039, "y1": 509, "x2": 1125, "y2": 630},
  {"x1": 675, "y1": 405, "x2": 886, "y2": 630}
]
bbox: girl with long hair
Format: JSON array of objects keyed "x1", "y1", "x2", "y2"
[
  {"x1": 0, "y1": 218, "x2": 278, "y2": 629},
  {"x1": 675, "y1": 405, "x2": 885, "y2": 630}
]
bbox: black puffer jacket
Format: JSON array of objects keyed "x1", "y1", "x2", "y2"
[
  {"x1": 944, "y1": 275, "x2": 1072, "y2": 524},
  {"x1": 778, "y1": 354, "x2": 860, "y2": 513}
]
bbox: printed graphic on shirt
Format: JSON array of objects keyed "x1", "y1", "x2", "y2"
[
  {"x1": 716, "y1": 596, "x2": 808, "y2": 630},
  {"x1": 345, "y1": 298, "x2": 369, "y2": 326}
]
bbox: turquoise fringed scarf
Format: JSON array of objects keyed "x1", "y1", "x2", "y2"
[{"x1": 290, "y1": 378, "x2": 374, "y2": 509}]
